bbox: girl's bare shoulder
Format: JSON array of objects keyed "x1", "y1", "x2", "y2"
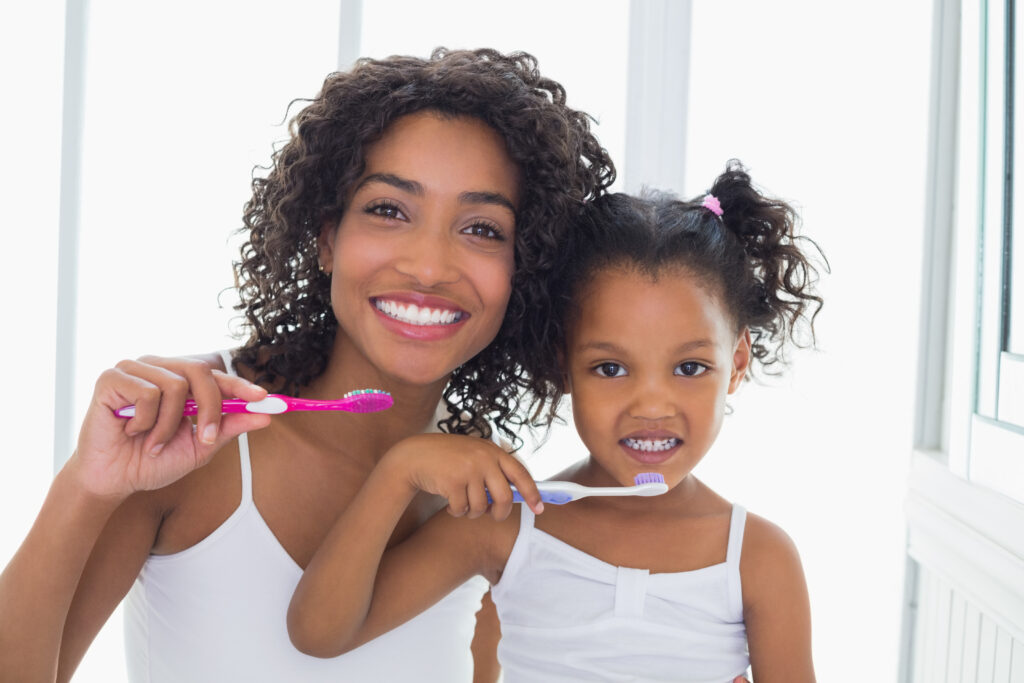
[{"x1": 738, "y1": 511, "x2": 807, "y2": 609}]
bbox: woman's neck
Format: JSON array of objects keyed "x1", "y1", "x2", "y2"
[{"x1": 287, "y1": 337, "x2": 453, "y2": 465}]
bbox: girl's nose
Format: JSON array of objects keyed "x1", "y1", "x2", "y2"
[
  {"x1": 394, "y1": 222, "x2": 460, "y2": 287},
  {"x1": 628, "y1": 377, "x2": 678, "y2": 422}
]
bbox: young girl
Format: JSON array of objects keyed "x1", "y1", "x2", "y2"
[
  {"x1": 288, "y1": 162, "x2": 823, "y2": 682},
  {"x1": 0, "y1": 48, "x2": 614, "y2": 682}
]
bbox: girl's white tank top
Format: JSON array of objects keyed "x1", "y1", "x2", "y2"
[
  {"x1": 491, "y1": 504, "x2": 751, "y2": 683},
  {"x1": 123, "y1": 352, "x2": 488, "y2": 682}
]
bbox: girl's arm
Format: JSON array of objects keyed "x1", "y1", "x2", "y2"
[
  {"x1": 0, "y1": 356, "x2": 268, "y2": 681},
  {"x1": 288, "y1": 433, "x2": 542, "y2": 658},
  {"x1": 741, "y1": 513, "x2": 816, "y2": 683}
]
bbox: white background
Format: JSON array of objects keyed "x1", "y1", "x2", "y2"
[{"x1": 0, "y1": 1, "x2": 929, "y2": 681}]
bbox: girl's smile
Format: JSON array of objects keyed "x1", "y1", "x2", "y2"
[{"x1": 566, "y1": 265, "x2": 751, "y2": 491}]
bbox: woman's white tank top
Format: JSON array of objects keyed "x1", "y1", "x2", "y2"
[{"x1": 123, "y1": 353, "x2": 488, "y2": 682}]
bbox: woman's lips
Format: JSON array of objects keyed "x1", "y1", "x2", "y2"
[
  {"x1": 370, "y1": 296, "x2": 469, "y2": 341},
  {"x1": 373, "y1": 298, "x2": 465, "y2": 326}
]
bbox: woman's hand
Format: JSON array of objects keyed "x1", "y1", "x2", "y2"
[
  {"x1": 382, "y1": 433, "x2": 544, "y2": 520},
  {"x1": 69, "y1": 355, "x2": 271, "y2": 500}
]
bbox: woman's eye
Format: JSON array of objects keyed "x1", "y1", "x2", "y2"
[
  {"x1": 462, "y1": 221, "x2": 505, "y2": 241},
  {"x1": 675, "y1": 362, "x2": 708, "y2": 377},
  {"x1": 594, "y1": 362, "x2": 626, "y2": 378},
  {"x1": 366, "y1": 202, "x2": 405, "y2": 220}
]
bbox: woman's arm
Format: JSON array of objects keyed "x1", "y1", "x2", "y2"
[
  {"x1": 288, "y1": 433, "x2": 541, "y2": 658},
  {"x1": 0, "y1": 356, "x2": 269, "y2": 681},
  {"x1": 741, "y1": 513, "x2": 816, "y2": 683}
]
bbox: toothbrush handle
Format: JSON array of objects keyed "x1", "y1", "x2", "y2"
[
  {"x1": 486, "y1": 487, "x2": 573, "y2": 506},
  {"x1": 181, "y1": 399, "x2": 252, "y2": 416},
  {"x1": 114, "y1": 398, "x2": 253, "y2": 419}
]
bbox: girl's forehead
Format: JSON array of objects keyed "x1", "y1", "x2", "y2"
[{"x1": 572, "y1": 266, "x2": 736, "y2": 342}]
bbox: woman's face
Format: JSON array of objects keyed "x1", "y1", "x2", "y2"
[{"x1": 320, "y1": 111, "x2": 520, "y2": 387}]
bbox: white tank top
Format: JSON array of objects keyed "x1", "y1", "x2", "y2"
[
  {"x1": 490, "y1": 505, "x2": 751, "y2": 683},
  {"x1": 123, "y1": 353, "x2": 489, "y2": 682}
]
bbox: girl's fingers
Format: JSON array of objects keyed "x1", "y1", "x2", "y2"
[
  {"x1": 499, "y1": 454, "x2": 543, "y2": 514},
  {"x1": 483, "y1": 469, "x2": 514, "y2": 521},
  {"x1": 465, "y1": 480, "x2": 491, "y2": 520},
  {"x1": 445, "y1": 486, "x2": 470, "y2": 518}
]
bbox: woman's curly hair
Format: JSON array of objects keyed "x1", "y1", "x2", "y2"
[
  {"x1": 527, "y1": 160, "x2": 827, "y2": 423},
  {"x1": 232, "y1": 47, "x2": 615, "y2": 446}
]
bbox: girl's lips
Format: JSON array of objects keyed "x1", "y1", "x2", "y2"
[{"x1": 619, "y1": 436, "x2": 682, "y2": 465}]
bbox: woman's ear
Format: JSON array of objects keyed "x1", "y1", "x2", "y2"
[
  {"x1": 727, "y1": 328, "x2": 752, "y2": 393},
  {"x1": 317, "y1": 219, "x2": 338, "y2": 275}
]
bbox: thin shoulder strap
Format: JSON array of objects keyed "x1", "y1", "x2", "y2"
[
  {"x1": 725, "y1": 504, "x2": 747, "y2": 619},
  {"x1": 519, "y1": 504, "x2": 536, "y2": 533},
  {"x1": 725, "y1": 504, "x2": 747, "y2": 565},
  {"x1": 218, "y1": 349, "x2": 253, "y2": 503},
  {"x1": 491, "y1": 505, "x2": 534, "y2": 594}
]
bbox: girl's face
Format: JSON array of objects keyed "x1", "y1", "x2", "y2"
[
  {"x1": 320, "y1": 112, "x2": 519, "y2": 387},
  {"x1": 566, "y1": 266, "x2": 751, "y2": 490}
]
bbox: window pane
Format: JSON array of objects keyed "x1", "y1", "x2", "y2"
[{"x1": 1012, "y1": 0, "x2": 1024, "y2": 354}]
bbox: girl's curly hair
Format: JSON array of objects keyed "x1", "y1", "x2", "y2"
[
  {"x1": 232, "y1": 47, "x2": 615, "y2": 447},
  {"x1": 528, "y1": 160, "x2": 827, "y2": 423}
]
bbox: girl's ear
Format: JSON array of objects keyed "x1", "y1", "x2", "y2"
[
  {"x1": 317, "y1": 219, "x2": 338, "y2": 274},
  {"x1": 727, "y1": 328, "x2": 752, "y2": 393}
]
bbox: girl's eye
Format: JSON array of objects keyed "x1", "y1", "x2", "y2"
[
  {"x1": 594, "y1": 362, "x2": 626, "y2": 378},
  {"x1": 462, "y1": 221, "x2": 505, "y2": 241},
  {"x1": 365, "y1": 202, "x2": 405, "y2": 220},
  {"x1": 675, "y1": 361, "x2": 708, "y2": 377}
]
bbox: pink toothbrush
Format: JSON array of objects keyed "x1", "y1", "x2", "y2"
[{"x1": 114, "y1": 389, "x2": 393, "y2": 418}]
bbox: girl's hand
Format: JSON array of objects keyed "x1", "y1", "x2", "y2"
[
  {"x1": 382, "y1": 433, "x2": 543, "y2": 520},
  {"x1": 68, "y1": 355, "x2": 271, "y2": 500}
]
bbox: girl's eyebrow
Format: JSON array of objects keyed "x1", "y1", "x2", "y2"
[
  {"x1": 576, "y1": 339, "x2": 714, "y2": 354},
  {"x1": 355, "y1": 173, "x2": 516, "y2": 215}
]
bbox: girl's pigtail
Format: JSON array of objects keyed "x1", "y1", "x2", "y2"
[{"x1": 710, "y1": 160, "x2": 827, "y2": 373}]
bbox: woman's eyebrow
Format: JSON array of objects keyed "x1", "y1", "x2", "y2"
[
  {"x1": 459, "y1": 191, "x2": 516, "y2": 215},
  {"x1": 355, "y1": 173, "x2": 422, "y2": 195},
  {"x1": 354, "y1": 174, "x2": 516, "y2": 215}
]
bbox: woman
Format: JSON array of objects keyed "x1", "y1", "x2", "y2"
[{"x1": 0, "y1": 48, "x2": 613, "y2": 682}]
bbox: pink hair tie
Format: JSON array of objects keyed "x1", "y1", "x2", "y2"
[{"x1": 702, "y1": 194, "x2": 723, "y2": 217}]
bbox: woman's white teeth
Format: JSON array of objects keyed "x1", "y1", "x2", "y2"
[
  {"x1": 623, "y1": 437, "x2": 680, "y2": 452},
  {"x1": 376, "y1": 300, "x2": 462, "y2": 326}
]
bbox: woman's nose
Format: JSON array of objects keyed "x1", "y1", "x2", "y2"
[{"x1": 394, "y1": 222, "x2": 460, "y2": 287}]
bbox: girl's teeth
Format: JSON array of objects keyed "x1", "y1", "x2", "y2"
[
  {"x1": 375, "y1": 300, "x2": 462, "y2": 326},
  {"x1": 623, "y1": 437, "x2": 680, "y2": 452}
]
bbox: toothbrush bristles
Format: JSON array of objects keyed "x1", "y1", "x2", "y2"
[{"x1": 633, "y1": 472, "x2": 665, "y2": 485}]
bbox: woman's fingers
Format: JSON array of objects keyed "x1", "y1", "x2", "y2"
[
  {"x1": 114, "y1": 359, "x2": 193, "y2": 454},
  {"x1": 115, "y1": 356, "x2": 267, "y2": 452}
]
